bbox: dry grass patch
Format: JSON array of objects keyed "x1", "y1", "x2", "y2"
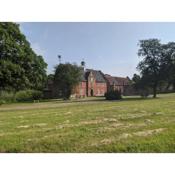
[
  {"x1": 90, "y1": 128, "x2": 167, "y2": 147},
  {"x1": 17, "y1": 125, "x2": 30, "y2": 128},
  {"x1": 34, "y1": 123, "x2": 47, "y2": 127},
  {"x1": 133, "y1": 128, "x2": 166, "y2": 137}
]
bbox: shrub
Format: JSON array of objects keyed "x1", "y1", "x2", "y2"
[
  {"x1": 105, "y1": 90, "x2": 122, "y2": 100},
  {"x1": 0, "y1": 90, "x2": 43, "y2": 103},
  {"x1": 15, "y1": 90, "x2": 33, "y2": 102},
  {"x1": 0, "y1": 100, "x2": 5, "y2": 105},
  {"x1": 15, "y1": 90, "x2": 43, "y2": 102},
  {"x1": 140, "y1": 90, "x2": 149, "y2": 98},
  {"x1": 32, "y1": 90, "x2": 43, "y2": 100},
  {"x1": 0, "y1": 91, "x2": 16, "y2": 103}
]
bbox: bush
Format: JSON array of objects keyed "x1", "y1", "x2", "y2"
[
  {"x1": 0, "y1": 90, "x2": 43, "y2": 104},
  {"x1": 140, "y1": 90, "x2": 149, "y2": 98},
  {"x1": 105, "y1": 90, "x2": 122, "y2": 100},
  {"x1": 15, "y1": 90, "x2": 43, "y2": 102},
  {"x1": 0, "y1": 91, "x2": 16, "y2": 104},
  {"x1": 15, "y1": 90, "x2": 33, "y2": 102},
  {"x1": 0, "y1": 100, "x2": 5, "y2": 105},
  {"x1": 32, "y1": 90, "x2": 43, "y2": 100}
]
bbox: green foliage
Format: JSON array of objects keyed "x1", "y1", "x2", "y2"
[
  {"x1": 132, "y1": 73, "x2": 150, "y2": 97},
  {"x1": 15, "y1": 90, "x2": 33, "y2": 102},
  {"x1": 137, "y1": 39, "x2": 175, "y2": 98},
  {"x1": 47, "y1": 74, "x2": 54, "y2": 82},
  {"x1": 0, "y1": 91, "x2": 16, "y2": 104},
  {"x1": 105, "y1": 90, "x2": 122, "y2": 100},
  {"x1": 161, "y1": 42, "x2": 175, "y2": 91},
  {"x1": 0, "y1": 22, "x2": 47, "y2": 91},
  {"x1": 54, "y1": 63, "x2": 82, "y2": 99},
  {"x1": 137, "y1": 39, "x2": 163, "y2": 98},
  {"x1": 15, "y1": 90, "x2": 43, "y2": 102},
  {"x1": 140, "y1": 90, "x2": 149, "y2": 98},
  {"x1": 0, "y1": 90, "x2": 43, "y2": 104},
  {"x1": 32, "y1": 90, "x2": 43, "y2": 100}
]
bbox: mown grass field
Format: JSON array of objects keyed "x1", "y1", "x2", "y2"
[{"x1": 0, "y1": 93, "x2": 175, "y2": 153}]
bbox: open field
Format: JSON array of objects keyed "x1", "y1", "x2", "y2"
[{"x1": 0, "y1": 94, "x2": 175, "y2": 152}]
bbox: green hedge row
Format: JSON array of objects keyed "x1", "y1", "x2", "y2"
[{"x1": 0, "y1": 90, "x2": 43, "y2": 104}]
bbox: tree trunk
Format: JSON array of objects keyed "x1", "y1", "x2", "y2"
[
  {"x1": 173, "y1": 81, "x2": 175, "y2": 92},
  {"x1": 153, "y1": 83, "x2": 157, "y2": 98},
  {"x1": 166, "y1": 82, "x2": 171, "y2": 91}
]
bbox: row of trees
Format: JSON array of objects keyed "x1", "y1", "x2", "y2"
[
  {"x1": 1, "y1": 23, "x2": 175, "y2": 100},
  {"x1": 49, "y1": 38, "x2": 175, "y2": 100},
  {"x1": 132, "y1": 39, "x2": 175, "y2": 98},
  {"x1": 0, "y1": 22, "x2": 47, "y2": 93}
]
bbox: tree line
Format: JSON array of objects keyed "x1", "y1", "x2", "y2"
[
  {"x1": 132, "y1": 39, "x2": 175, "y2": 98},
  {"x1": 1, "y1": 23, "x2": 175, "y2": 100}
]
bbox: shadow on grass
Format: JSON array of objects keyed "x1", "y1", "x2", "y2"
[
  {"x1": 53, "y1": 96, "x2": 157, "y2": 104},
  {"x1": 122, "y1": 96, "x2": 155, "y2": 101},
  {"x1": 55, "y1": 97, "x2": 106, "y2": 104},
  {"x1": 0, "y1": 95, "x2": 162, "y2": 108}
]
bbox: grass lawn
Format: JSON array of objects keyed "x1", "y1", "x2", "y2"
[{"x1": 0, "y1": 93, "x2": 175, "y2": 153}]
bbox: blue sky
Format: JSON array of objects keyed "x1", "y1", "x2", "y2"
[{"x1": 20, "y1": 22, "x2": 175, "y2": 78}]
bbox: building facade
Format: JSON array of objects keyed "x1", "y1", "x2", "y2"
[
  {"x1": 44, "y1": 67, "x2": 130, "y2": 99},
  {"x1": 104, "y1": 74, "x2": 130, "y2": 94},
  {"x1": 72, "y1": 69, "x2": 107, "y2": 98}
]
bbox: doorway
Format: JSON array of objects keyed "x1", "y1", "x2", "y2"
[{"x1": 90, "y1": 89, "x2": 94, "y2": 96}]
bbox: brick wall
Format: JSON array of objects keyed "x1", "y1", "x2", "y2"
[
  {"x1": 73, "y1": 81, "x2": 87, "y2": 98},
  {"x1": 95, "y1": 82, "x2": 107, "y2": 96}
]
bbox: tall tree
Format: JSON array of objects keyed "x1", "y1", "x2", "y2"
[
  {"x1": 161, "y1": 42, "x2": 175, "y2": 91},
  {"x1": 0, "y1": 22, "x2": 47, "y2": 92},
  {"x1": 54, "y1": 63, "x2": 82, "y2": 99},
  {"x1": 137, "y1": 39, "x2": 163, "y2": 98}
]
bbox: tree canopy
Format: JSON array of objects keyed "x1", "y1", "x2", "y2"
[
  {"x1": 54, "y1": 63, "x2": 82, "y2": 99},
  {"x1": 161, "y1": 42, "x2": 175, "y2": 90},
  {"x1": 0, "y1": 22, "x2": 47, "y2": 92},
  {"x1": 136, "y1": 39, "x2": 175, "y2": 98}
]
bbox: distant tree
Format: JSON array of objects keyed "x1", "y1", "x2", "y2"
[
  {"x1": 132, "y1": 74, "x2": 141, "y2": 91},
  {"x1": 132, "y1": 74, "x2": 140, "y2": 85},
  {"x1": 137, "y1": 39, "x2": 163, "y2": 98},
  {"x1": 54, "y1": 63, "x2": 82, "y2": 99},
  {"x1": 161, "y1": 42, "x2": 175, "y2": 91},
  {"x1": 47, "y1": 74, "x2": 54, "y2": 82},
  {"x1": 0, "y1": 22, "x2": 47, "y2": 92},
  {"x1": 132, "y1": 73, "x2": 150, "y2": 97}
]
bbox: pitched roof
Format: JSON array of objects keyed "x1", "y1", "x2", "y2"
[
  {"x1": 114, "y1": 76, "x2": 129, "y2": 85},
  {"x1": 86, "y1": 69, "x2": 106, "y2": 83},
  {"x1": 104, "y1": 74, "x2": 118, "y2": 85},
  {"x1": 105, "y1": 74, "x2": 129, "y2": 85}
]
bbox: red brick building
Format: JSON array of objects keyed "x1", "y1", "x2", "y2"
[
  {"x1": 72, "y1": 69, "x2": 107, "y2": 98},
  {"x1": 104, "y1": 74, "x2": 130, "y2": 94},
  {"x1": 44, "y1": 67, "x2": 130, "y2": 98}
]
